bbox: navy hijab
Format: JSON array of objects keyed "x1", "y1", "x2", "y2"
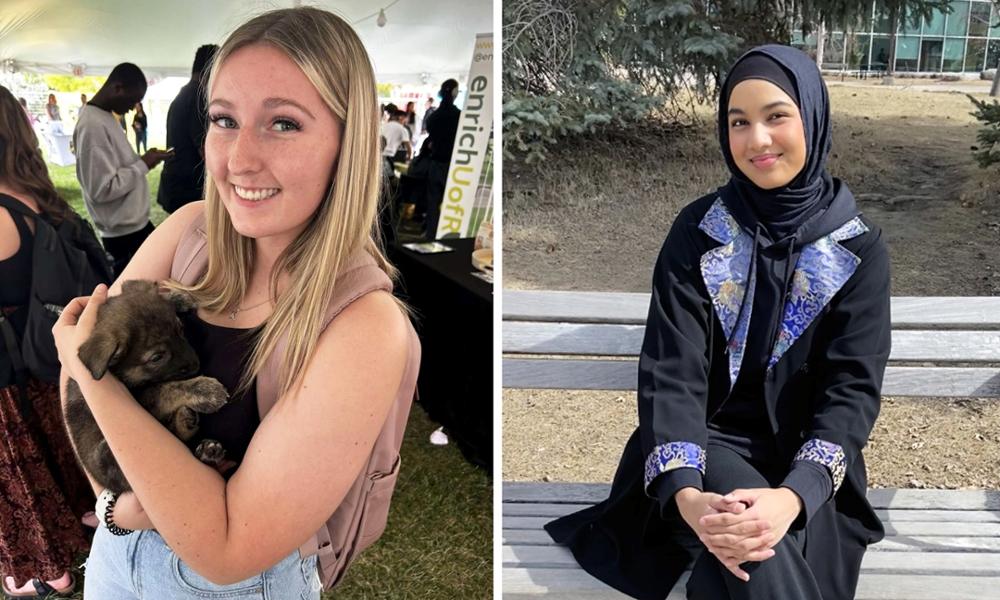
[{"x1": 717, "y1": 45, "x2": 844, "y2": 243}]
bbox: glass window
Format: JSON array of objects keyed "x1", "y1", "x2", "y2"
[
  {"x1": 872, "y1": 36, "x2": 892, "y2": 69},
  {"x1": 901, "y1": 15, "x2": 921, "y2": 34},
  {"x1": 874, "y1": 8, "x2": 892, "y2": 34},
  {"x1": 822, "y1": 32, "x2": 847, "y2": 67},
  {"x1": 967, "y1": 37, "x2": 988, "y2": 71},
  {"x1": 970, "y1": 2, "x2": 991, "y2": 37},
  {"x1": 852, "y1": 34, "x2": 872, "y2": 68},
  {"x1": 896, "y1": 35, "x2": 920, "y2": 71},
  {"x1": 920, "y1": 39, "x2": 943, "y2": 71},
  {"x1": 943, "y1": 39, "x2": 966, "y2": 71},
  {"x1": 923, "y1": 8, "x2": 946, "y2": 35},
  {"x1": 946, "y1": 1, "x2": 971, "y2": 37},
  {"x1": 991, "y1": 4, "x2": 1000, "y2": 37}
]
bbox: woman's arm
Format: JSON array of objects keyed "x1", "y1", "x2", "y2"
[
  {"x1": 779, "y1": 229, "x2": 892, "y2": 524},
  {"x1": 638, "y1": 208, "x2": 714, "y2": 514},
  {"x1": 109, "y1": 200, "x2": 205, "y2": 293},
  {"x1": 57, "y1": 200, "x2": 205, "y2": 524},
  {"x1": 58, "y1": 287, "x2": 409, "y2": 584}
]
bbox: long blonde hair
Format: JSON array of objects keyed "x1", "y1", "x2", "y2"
[{"x1": 171, "y1": 7, "x2": 396, "y2": 398}]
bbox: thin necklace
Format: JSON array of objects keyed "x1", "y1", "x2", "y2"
[{"x1": 229, "y1": 297, "x2": 272, "y2": 320}]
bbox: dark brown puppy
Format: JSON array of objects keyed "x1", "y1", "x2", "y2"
[{"x1": 63, "y1": 280, "x2": 229, "y2": 494}]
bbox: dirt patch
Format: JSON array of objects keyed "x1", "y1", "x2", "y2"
[
  {"x1": 504, "y1": 80, "x2": 1000, "y2": 295},
  {"x1": 502, "y1": 80, "x2": 1000, "y2": 488},
  {"x1": 502, "y1": 390, "x2": 1000, "y2": 489}
]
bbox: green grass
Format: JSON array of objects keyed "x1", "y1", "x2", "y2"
[
  {"x1": 47, "y1": 162, "x2": 168, "y2": 227},
  {"x1": 51, "y1": 164, "x2": 493, "y2": 598},
  {"x1": 331, "y1": 407, "x2": 492, "y2": 599}
]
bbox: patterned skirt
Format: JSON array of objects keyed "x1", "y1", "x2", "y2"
[{"x1": 0, "y1": 379, "x2": 93, "y2": 587}]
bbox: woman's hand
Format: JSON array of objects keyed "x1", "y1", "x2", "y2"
[
  {"x1": 675, "y1": 488, "x2": 773, "y2": 581},
  {"x1": 716, "y1": 488, "x2": 802, "y2": 548},
  {"x1": 110, "y1": 492, "x2": 154, "y2": 531},
  {"x1": 52, "y1": 284, "x2": 109, "y2": 384},
  {"x1": 698, "y1": 487, "x2": 803, "y2": 574}
]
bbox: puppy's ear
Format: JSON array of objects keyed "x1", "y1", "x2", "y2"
[
  {"x1": 159, "y1": 285, "x2": 197, "y2": 313},
  {"x1": 78, "y1": 331, "x2": 125, "y2": 380}
]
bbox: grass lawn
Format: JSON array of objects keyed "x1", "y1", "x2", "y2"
[
  {"x1": 51, "y1": 163, "x2": 493, "y2": 598},
  {"x1": 47, "y1": 162, "x2": 168, "y2": 227}
]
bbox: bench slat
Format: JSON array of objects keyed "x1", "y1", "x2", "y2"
[
  {"x1": 504, "y1": 322, "x2": 1000, "y2": 362},
  {"x1": 504, "y1": 545, "x2": 1000, "y2": 575},
  {"x1": 503, "y1": 529, "x2": 1000, "y2": 552},
  {"x1": 503, "y1": 291, "x2": 1000, "y2": 328},
  {"x1": 503, "y1": 359, "x2": 1000, "y2": 396},
  {"x1": 502, "y1": 483, "x2": 1000, "y2": 510},
  {"x1": 502, "y1": 502, "x2": 1000, "y2": 523},
  {"x1": 504, "y1": 516, "x2": 1000, "y2": 537},
  {"x1": 503, "y1": 569, "x2": 1000, "y2": 600}
]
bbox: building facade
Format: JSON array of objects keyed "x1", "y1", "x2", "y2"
[{"x1": 794, "y1": 0, "x2": 1000, "y2": 74}]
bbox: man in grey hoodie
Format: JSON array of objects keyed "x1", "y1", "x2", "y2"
[{"x1": 74, "y1": 63, "x2": 172, "y2": 276}]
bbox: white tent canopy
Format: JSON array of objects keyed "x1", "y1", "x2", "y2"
[{"x1": 0, "y1": 0, "x2": 492, "y2": 84}]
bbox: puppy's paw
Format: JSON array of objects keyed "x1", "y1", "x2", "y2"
[
  {"x1": 187, "y1": 376, "x2": 229, "y2": 412},
  {"x1": 195, "y1": 439, "x2": 227, "y2": 466},
  {"x1": 173, "y1": 407, "x2": 199, "y2": 440}
]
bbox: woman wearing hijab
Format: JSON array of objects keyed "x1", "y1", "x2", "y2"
[{"x1": 545, "y1": 45, "x2": 890, "y2": 600}]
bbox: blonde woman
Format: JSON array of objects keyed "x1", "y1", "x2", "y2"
[{"x1": 52, "y1": 7, "x2": 419, "y2": 599}]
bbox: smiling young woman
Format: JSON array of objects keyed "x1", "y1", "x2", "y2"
[
  {"x1": 51, "y1": 7, "x2": 420, "y2": 600},
  {"x1": 546, "y1": 45, "x2": 891, "y2": 600}
]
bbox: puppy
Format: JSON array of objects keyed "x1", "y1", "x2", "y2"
[{"x1": 63, "y1": 280, "x2": 230, "y2": 494}]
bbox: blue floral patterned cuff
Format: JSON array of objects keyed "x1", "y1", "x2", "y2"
[
  {"x1": 793, "y1": 438, "x2": 846, "y2": 492},
  {"x1": 644, "y1": 442, "x2": 706, "y2": 490}
]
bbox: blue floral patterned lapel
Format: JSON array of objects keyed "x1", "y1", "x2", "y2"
[
  {"x1": 698, "y1": 198, "x2": 869, "y2": 384},
  {"x1": 698, "y1": 199, "x2": 755, "y2": 388},
  {"x1": 768, "y1": 217, "x2": 868, "y2": 369}
]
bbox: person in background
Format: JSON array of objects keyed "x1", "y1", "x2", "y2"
[
  {"x1": 423, "y1": 79, "x2": 460, "y2": 238},
  {"x1": 132, "y1": 102, "x2": 148, "y2": 154},
  {"x1": 158, "y1": 44, "x2": 219, "y2": 214},
  {"x1": 0, "y1": 84, "x2": 95, "y2": 600},
  {"x1": 74, "y1": 63, "x2": 172, "y2": 276},
  {"x1": 404, "y1": 100, "x2": 417, "y2": 141},
  {"x1": 381, "y1": 109, "x2": 412, "y2": 173},
  {"x1": 420, "y1": 96, "x2": 435, "y2": 135},
  {"x1": 45, "y1": 94, "x2": 62, "y2": 134},
  {"x1": 18, "y1": 97, "x2": 36, "y2": 126},
  {"x1": 80, "y1": 93, "x2": 88, "y2": 107}
]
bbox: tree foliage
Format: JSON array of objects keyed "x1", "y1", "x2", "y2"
[
  {"x1": 968, "y1": 94, "x2": 1000, "y2": 168},
  {"x1": 42, "y1": 74, "x2": 104, "y2": 94},
  {"x1": 503, "y1": 0, "x2": 950, "y2": 164}
]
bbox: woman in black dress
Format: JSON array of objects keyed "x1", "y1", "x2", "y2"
[{"x1": 546, "y1": 45, "x2": 890, "y2": 600}]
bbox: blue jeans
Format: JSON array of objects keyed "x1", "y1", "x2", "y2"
[{"x1": 83, "y1": 526, "x2": 322, "y2": 599}]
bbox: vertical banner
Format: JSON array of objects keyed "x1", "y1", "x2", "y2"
[{"x1": 436, "y1": 32, "x2": 494, "y2": 239}]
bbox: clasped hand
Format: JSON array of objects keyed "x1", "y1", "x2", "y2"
[{"x1": 675, "y1": 487, "x2": 802, "y2": 582}]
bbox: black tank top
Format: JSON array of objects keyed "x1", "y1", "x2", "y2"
[
  {"x1": 0, "y1": 206, "x2": 34, "y2": 308},
  {"x1": 181, "y1": 313, "x2": 260, "y2": 472},
  {"x1": 0, "y1": 207, "x2": 35, "y2": 343}
]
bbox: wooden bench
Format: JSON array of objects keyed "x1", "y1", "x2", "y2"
[{"x1": 503, "y1": 290, "x2": 1000, "y2": 599}]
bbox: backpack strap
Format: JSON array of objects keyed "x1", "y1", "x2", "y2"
[
  {"x1": 255, "y1": 252, "x2": 393, "y2": 415},
  {"x1": 170, "y1": 211, "x2": 209, "y2": 285},
  {"x1": 0, "y1": 193, "x2": 39, "y2": 220}
]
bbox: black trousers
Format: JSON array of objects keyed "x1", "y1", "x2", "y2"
[
  {"x1": 424, "y1": 160, "x2": 449, "y2": 239},
  {"x1": 686, "y1": 444, "x2": 823, "y2": 600},
  {"x1": 101, "y1": 221, "x2": 154, "y2": 278}
]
